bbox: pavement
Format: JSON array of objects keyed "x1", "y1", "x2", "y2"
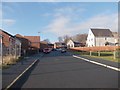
[{"x1": 2, "y1": 53, "x2": 44, "y2": 89}]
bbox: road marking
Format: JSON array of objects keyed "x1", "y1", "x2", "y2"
[
  {"x1": 5, "y1": 59, "x2": 39, "y2": 90},
  {"x1": 73, "y1": 55, "x2": 120, "y2": 72}
]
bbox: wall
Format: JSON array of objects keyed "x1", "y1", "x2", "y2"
[
  {"x1": 86, "y1": 29, "x2": 95, "y2": 47},
  {"x1": 67, "y1": 40, "x2": 74, "y2": 48},
  {"x1": 96, "y1": 37, "x2": 115, "y2": 46}
]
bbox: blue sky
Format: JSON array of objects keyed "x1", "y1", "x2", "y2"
[{"x1": 1, "y1": 2, "x2": 118, "y2": 43}]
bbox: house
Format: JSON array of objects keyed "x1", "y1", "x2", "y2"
[
  {"x1": 54, "y1": 42, "x2": 66, "y2": 49},
  {"x1": 67, "y1": 39, "x2": 84, "y2": 48},
  {"x1": 86, "y1": 28, "x2": 115, "y2": 47},
  {"x1": 48, "y1": 43, "x2": 54, "y2": 49},
  {"x1": 0, "y1": 29, "x2": 21, "y2": 57},
  {"x1": 40, "y1": 41, "x2": 48, "y2": 51},
  {"x1": 24, "y1": 36, "x2": 40, "y2": 50},
  {"x1": 16, "y1": 34, "x2": 40, "y2": 55},
  {"x1": 112, "y1": 32, "x2": 120, "y2": 46},
  {"x1": 40, "y1": 41, "x2": 54, "y2": 51},
  {"x1": 14, "y1": 37, "x2": 21, "y2": 57},
  {"x1": 24, "y1": 36, "x2": 40, "y2": 53},
  {"x1": 15, "y1": 34, "x2": 30, "y2": 55}
]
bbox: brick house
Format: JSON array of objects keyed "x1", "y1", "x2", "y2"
[
  {"x1": 15, "y1": 34, "x2": 30, "y2": 55},
  {"x1": 16, "y1": 35, "x2": 40, "y2": 55},
  {"x1": 0, "y1": 29, "x2": 21, "y2": 57},
  {"x1": 40, "y1": 41, "x2": 48, "y2": 51},
  {"x1": 24, "y1": 36, "x2": 40, "y2": 50}
]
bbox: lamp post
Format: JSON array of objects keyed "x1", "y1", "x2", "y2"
[
  {"x1": 38, "y1": 32, "x2": 41, "y2": 54},
  {"x1": 0, "y1": 35, "x2": 2, "y2": 65}
]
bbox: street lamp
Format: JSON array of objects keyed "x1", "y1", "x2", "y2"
[
  {"x1": 38, "y1": 32, "x2": 41, "y2": 54},
  {"x1": 0, "y1": 34, "x2": 2, "y2": 65}
]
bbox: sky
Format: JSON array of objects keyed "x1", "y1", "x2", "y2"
[{"x1": 1, "y1": 2, "x2": 118, "y2": 43}]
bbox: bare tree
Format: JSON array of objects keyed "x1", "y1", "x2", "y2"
[
  {"x1": 63, "y1": 35, "x2": 71, "y2": 44},
  {"x1": 72, "y1": 34, "x2": 87, "y2": 43},
  {"x1": 58, "y1": 36, "x2": 63, "y2": 42},
  {"x1": 43, "y1": 39, "x2": 51, "y2": 44},
  {"x1": 58, "y1": 35, "x2": 71, "y2": 44}
]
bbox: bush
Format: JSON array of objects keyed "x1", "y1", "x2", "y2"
[{"x1": 3, "y1": 55, "x2": 21, "y2": 65}]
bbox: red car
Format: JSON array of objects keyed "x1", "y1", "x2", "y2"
[{"x1": 43, "y1": 48, "x2": 51, "y2": 53}]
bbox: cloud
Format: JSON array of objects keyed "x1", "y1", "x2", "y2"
[
  {"x1": 43, "y1": 13, "x2": 118, "y2": 37},
  {"x1": 43, "y1": 16, "x2": 71, "y2": 35},
  {"x1": 41, "y1": 6, "x2": 85, "y2": 18},
  {"x1": 77, "y1": 13, "x2": 118, "y2": 32},
  {"x1": 3, "y1": 19, "x2": 16, "y2": 26},
  {"x1": 54, "y1": 6, "x2": 85, "y2": 18}
]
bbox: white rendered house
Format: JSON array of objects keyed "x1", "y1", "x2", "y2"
[
  {"x1": 86, "y1": 28, "x2": 115, "y2": 47},
  {"x1": 67, "y1": 39, "x2": 81, "y2": 48}
]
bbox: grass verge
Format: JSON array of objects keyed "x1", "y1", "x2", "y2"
[{"x1": 72, "y1": 51, "x2": 120, "y2": 63}]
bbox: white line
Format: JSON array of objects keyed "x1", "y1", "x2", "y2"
[
  {"x1": 73, "y1": 55, "x2": 120, "y2": 72},
  {"x1": 5, "y1": 59, "x2": 39, "y2": 90}
]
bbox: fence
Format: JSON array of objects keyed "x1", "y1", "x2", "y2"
[
  {"x1": 70, "y1": 46, "x2": 120, "y2": 52},
  {"x1": 70, "y1": 46, "x2": 120, "y2": 59}
]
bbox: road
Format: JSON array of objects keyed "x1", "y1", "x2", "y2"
[{"x1": 14, "y1": 50, "x2": 118, "y2": 88}]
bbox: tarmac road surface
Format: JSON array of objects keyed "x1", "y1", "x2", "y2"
[{"x1": 8, "y1": 51, "x2": 119, "y2": 88}]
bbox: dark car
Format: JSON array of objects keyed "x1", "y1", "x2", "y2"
[{"x1": 61, "y1": 49, "x2": 66, "y2": 53}]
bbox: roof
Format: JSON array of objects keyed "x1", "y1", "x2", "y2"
[
  {"x1": 55, "y1": 42, "x2": 65, "y2": 44},
  {"x1": 73, "y1": 41, "x2": 80, "y2": 44},
  {"x1": 68, "y1": 39, "x2": 80, "y2": 44},
  {"x1": 40, "y1": 41, "x2": 48, "y2": 44},
  {"x1": 1, "y1": 29, "x2": 14, "y2": 38},
  {"x1": 24, "y1": 36, "x2": 40, "y2": 49},
  {"x1": 91, "y1": 28, "x2": 114, "y2": 37},
  {"x1": 24, "y1": 36, "x2": 40, "y2": 42},
  {"x1": 15, "y1": 34, "x2": 24, "y2": 38}
]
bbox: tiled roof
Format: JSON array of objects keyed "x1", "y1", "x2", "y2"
[
  {"x1": 91, "y1": 28, "x2": 114, "y2": 37},
  {"x1": 1, "y1": 29, "x2": 14, "y2": 37},
  {"x1": 40, "y1": 41, "x2": 48, "y2": 44},
  {"x1": 24, "y1": 36, "x2": 40, "y2": 43},
  {"x1": 15, "y1": 34, "x2": 30, "y2": 50},
  {"x1": 24, "y1": 36, "x2": 40, "y2": 49},
  {"x1": 73, "y1": 41, "x2": 80, "y2": 44},
  {"x1": 15, "y1": 34, "x2": 24, "y2": 38}
]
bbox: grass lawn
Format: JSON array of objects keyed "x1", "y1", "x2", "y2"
[{"x1": 72, "y1": 51, "x2": 120, "y2": 63}]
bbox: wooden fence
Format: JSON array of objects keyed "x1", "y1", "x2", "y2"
[{"x1": 70, "y1": 46, "x2": 120, "y2": 52}]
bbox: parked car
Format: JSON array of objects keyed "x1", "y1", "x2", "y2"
[
  {"x1": 56, "y1": 48, "x2": 62, "y2": 51},
  {"x1": 52, "y1": 48, "x2": 57, "y2": 51},
  {"x1": 61, "y1": 49, "x2": 66, "y2": 53},
  {"x1": 43, "y1": 48, "x2": 51, "y2": 53}
]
